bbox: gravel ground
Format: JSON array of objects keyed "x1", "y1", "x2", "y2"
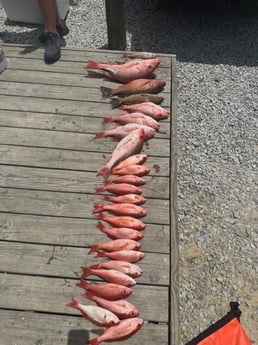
[{"x1": 0, "y1": 1, "x2": 257, "y2": 344}]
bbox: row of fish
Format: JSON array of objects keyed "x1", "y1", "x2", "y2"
[{"x1": 66, "y1": 53, "x2": 169, "y2": 345}]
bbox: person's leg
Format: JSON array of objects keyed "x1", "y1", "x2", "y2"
[
  {"x1": 37, "y1": 0, "x2": 61, "y2": 63},
  {"x1": 37, "y1": 0, "x2": 58, "y2": 34}
]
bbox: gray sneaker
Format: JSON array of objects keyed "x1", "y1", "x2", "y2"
[{"x1": 44, "y1": 32, "x2": 61, "y2": 64}]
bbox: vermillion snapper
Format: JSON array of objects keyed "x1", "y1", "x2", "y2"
[
  {"x1": 96, "y1": 128, "x2": 145, "y2": 181},
  {"x1": 103, "y1": 112, "x2": 160, "y2": 130},
  {"x1": 92, "y1": 202, "x2": 147, "y2": 218},
  {"x1": 119, "y1": 101, "x2": 170, "y2": 120},
  {"x1": 83, "y1": 293, "x2": 139, "y2": 319},
  {"x1": 95, "y1": 123, "x2": 156, "y2": 141},
  {"x1": 96, "y1": 221, "x2": 144, "y2": 241},
  {"x1": 85, "y1": 58, "x2": 160, "y2": 83},
  {"x1": 91, "y1": 260, "x2": 143, "y2": 278},
  {"x1": 76, "y1": 280, "x2": 133, "y2": 300},
  {"x1": 88, "y1": 317, "x2": 144, "y2": 345}
]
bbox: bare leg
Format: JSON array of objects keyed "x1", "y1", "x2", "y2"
[{"x1": 37, "y1": 0, "x2": 59, "y2": 33}]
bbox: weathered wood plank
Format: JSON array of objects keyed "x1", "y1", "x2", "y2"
[
  {"x1": 0, "y1": 188, "x2": 170, "y2": 224},
  {"x1": 0, "y1": 81, "x2": 171, "y2": 105},
  {"x1": 0, "y1": 241, "x2": 169, "y2": 285},
  {"x1": 0, "y1": 127, "x2": 170, "y2": 157},
  {"x1": 3, "y1": 43, "x2": 174, "y2": 66},
  {"x1": 0, "y1": 145, "x2": 170, "y2": 176},
  {"x1": 0, "y1": 95, "x2": 171, "y2": 116},
  {"x1": 0, "y1": 165, "x2": 169, "y2": 199},
  {"x1": 1, "y1": 66, "x2": 172, "y2": 90},
  {"x1": 0, "y1": 273, "x2": 169, "y2": 322},
  {"x1": 0, "y1": 309, "x2": 168, "y2": 345},
  {"x1": 0, "y1": 213, "x2": 170, "y2": 253},
  {"x1": 0, "y1": 109, "x2": 169, "y2": 138}
]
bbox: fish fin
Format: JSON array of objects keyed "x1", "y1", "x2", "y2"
[
  {"x1": 96, "y1": 221, "x2": 105, "y2": 232},
  {"x1": 84, "y1": 59, "x2": 99, "y2": 69},
  {"x1": 88, "y1": 337, "x2": 100, "y2": 345},
  {"x1": 97, "y1": 166, "x2": 111, "y2": 181},
  {"x1": 88, "y1": 244, "x2": 99, "y2": 254},
  {"x1": 103, "y1": 195, "x2": 111, "y2": 202},
  {"x1": 95, "y1": 186, "x2": 104, "y2": 194},
  {"x1": 83, "y1": 292, "x2": 94, "y2": 301},
  {"x1": 94, "y1": 250, "x2": 106, "y2": 259},
  {"x1": 95, "y1": 131, "x2": 106, "y2": 139},
  {"x1": 66, "y1": 295, "x2": 79, "y2": 308},
  {"x1": 111, "y1": 97, "x2": 122, "y2": 109},
  {"x1": 76, "y1": 279, "x2": 87, "y2": 290},
  {"x1": 102, "y1": 117, "x2": 113, "y2": 124},
  {"x1": 100, "y1": 86, "x2": 112, "y2": 99}
]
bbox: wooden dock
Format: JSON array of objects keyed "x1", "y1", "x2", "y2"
[{"x1": 0, "y1": 44, "x2": 178, "y2": 345}]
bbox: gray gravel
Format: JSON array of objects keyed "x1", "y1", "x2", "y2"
[{"x1": 1, "y1": 1, "x2": 257, "y2": 344}]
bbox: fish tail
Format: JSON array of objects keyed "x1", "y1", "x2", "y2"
[
  {"x1": 66, "y1": 295, "x2": 79, "y2": 309},
  {"x1": 102, "y1": 116, "x2": 113, "y2": 124},
  {"x1": 103, "y1": 195, "x2": 112, "y2": 202},
  {"x1": 96, "y1": 166, "x2": 111, "y2": 181},
  {"x1": 88, "y1": 244, "x2": 99, "y2": 254},
  {"x1": 76, "y1": 279, "x2": 88, "y2": 290},
  {"x1": 94, "y1": 250, "x2": 106, "y2": 259},
  {"x1": 88, "y1": 337, "x2": 100, "y2": 345},
  {"x1": 96, "y1": 213, "x2": 106, "y2": 222},
  {"x1": 95, "y1": 186, "x2": 105, "y2": 194},
  {"x1": 100, "y1": 86, "x2": 112, "y2": 98},
  {"x1": 83, "y1": 292, "x2": 94, "y2": 301},
  {"x1": 111, "y1": 97, "x2": 122, "y2": 109},
  {"x1": 96, "y1": 221, "x2": 105, "y2": 232},
  {"x1": 95, "y1": 131, "x2": 106, "y2": 139},
  {"x1": 92, "y1": 202, "x2": 104, "y2": 214},
  {"x1": 84, "y1": 59, "x2": 99, "y2": 69},
  {"x1": 81, "y1": 266, "x2": 91, "y2": 279}
]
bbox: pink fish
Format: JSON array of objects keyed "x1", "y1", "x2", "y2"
[
  {"x1": 97, "y1": 128, "x2": 145, "y2": 180},
  {"x1": 96, "y1": 221, "x2": 144, "y2": 241},
  {"x1": 76, "y1": 280, "x2": 132, "y2": 300},
  {"x1": 103, "y1": 112, "x2": 160, "y2": 130},
  {"x1": 95, "y1": 182, "x2": 142, "y2": 195},
  {"x1": 66, "y1": 296, "x2": 120, "y2": 327},
  {"x1": 91, "y1": 260, "x2": 143, "y2": 278},
  {"x1": 103, "y1": 193, "x2": 146, "y2": 205},
  {"x1": 84, "y1": 293, "x2": 139, "y2": 319},
  {"x1": 85, "y1": 58, "x2": 160, "y2": 83},
  {"x1": 88, "y1": 317, "x2": 144, "y2": 345},
  {"x1": 88, "y1": 239, "x2": 141, "y2": 254},
  {"x1": 97, "y1": 213, "x2": 146, "y2": 230},
  {"x1": 119, "y1": 102, "x2": 170, "y2": 120},
  {"x1": 95, "y1": 123, "x2": 156, "y2": 141},
  {"x1": 95, "y1": 250, "x2": 145, "y2": 263},
  {"x1": 112, "y1": 164, "x2": 150, "y2": 177},
  {"x1": 105, "y1": 174, "x2": 146, "y2": 186},
  {"x1": 92, "y1": 202, "x2": 147, "y2": 218},
  {"x1": 114, "y1": 154, "x2": 148, "y2": 170},
  {"x1": 81, "y1": 266, "x2": 136, "y2": 287}
]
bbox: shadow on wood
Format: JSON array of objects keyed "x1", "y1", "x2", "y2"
[{"x1": 67, "y1": 329, "x2": 89, "y2": 345}]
